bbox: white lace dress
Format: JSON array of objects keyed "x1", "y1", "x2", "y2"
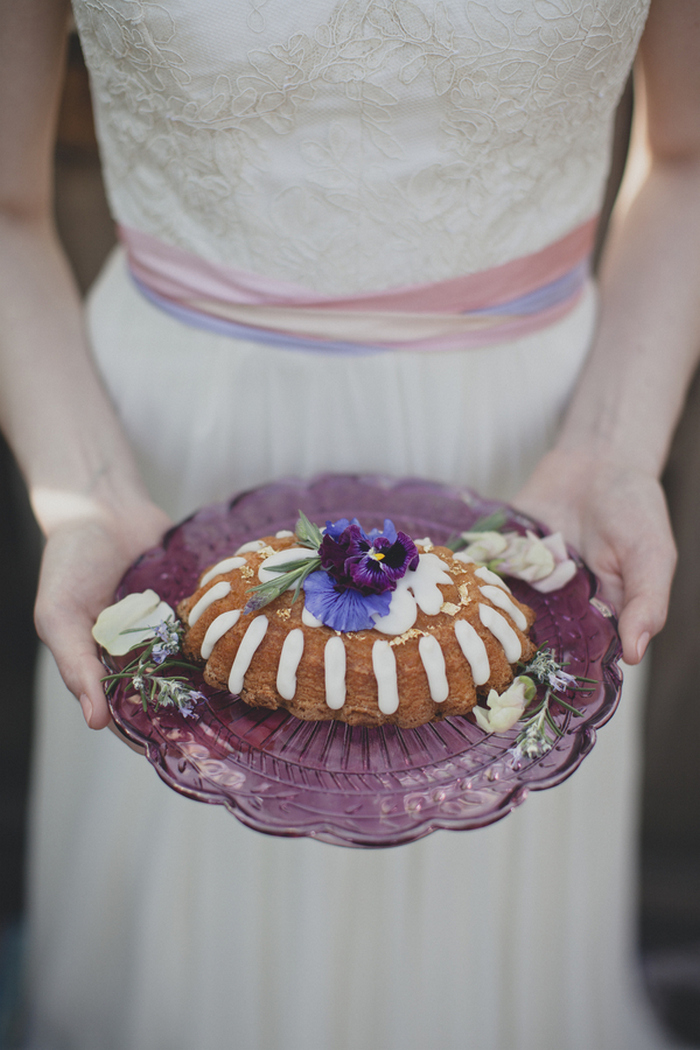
[{"x1": 26, "y1": 2, "x2": 679, "y2": 1048}]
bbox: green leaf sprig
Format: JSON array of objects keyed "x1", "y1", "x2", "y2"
[
  {"x1": 243, "y1": 510, "x2": 323, "y2": 614},
  {"x1": 295, "y1": 510, "x2": 324, "y2": 550}
]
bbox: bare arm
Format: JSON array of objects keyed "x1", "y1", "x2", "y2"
[
  {"x1": 516, "y1": 0, "x2": 700, "y2": 665},
  {"x1": 0, "y1": 0, "x2": 170, "y2": 727}
]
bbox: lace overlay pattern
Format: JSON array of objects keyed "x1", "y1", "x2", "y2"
[{"x1": 72, "y1": 0, "x2": 649, "y2": 293}]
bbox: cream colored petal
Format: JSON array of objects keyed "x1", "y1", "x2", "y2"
[{"x1": 92, "y1": 590, "x2": 174, "y2": 655}]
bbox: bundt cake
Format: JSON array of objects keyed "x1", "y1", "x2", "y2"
[{"x1": 176, "y1": 516, "x2": 536, "y2": 728}]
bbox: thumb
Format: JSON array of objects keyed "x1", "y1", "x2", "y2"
[
  {"x1": 615, "y1": 529, "x2": 676, "y2": 664},
  {"x1": 35, "y1": 597, "x2": 113, "y2": 729}
]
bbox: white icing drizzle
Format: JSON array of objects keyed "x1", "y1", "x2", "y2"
[
  {"x1": 302, "y1": 606, "x2": 323, "y2": 628},
  {"x1": 258, "y1": 547, "x2": 314, "y2": 586},
  {"x1": 324, "y1": 636, "x2": 347, "y2": 710},
  {"x1": 475, "y1": 566, "x2": 512, "y2": 593},
  {"x1": 410, "y1": 553, "x2": 453, "y2": 614},
  {"x1": 372, "y1": 552, "x2": 453, "y2": 635},
  {"x1": 478, "y1": 604, "x2": 522, "y2": 663},
  {"x1": 235, "y1": 539, "x2": 264, "y2": 554},
  {"x1": 418, "y1": 634, "x2": 449, "y2": 702},
  {"x1": 454, "y1": 620, "x2": 491, "y2": 686},
  {"x1": 275, "y1": 530, "x2": 294, "y2": 538},
  {"x1": 228, "y1": 615, "x2": 269, "y2": 694},
  {"x1": 200, "y1": 556, "x2": 246, "y2": 588},
  {"x1": 478, "y1": 585, "x2": 527, "y2": 630},
  {"x1": 276, "y1": 629, "x2": 305, "y2": 701},
  {"x1": 201, "y1": 609, "x2": 241, "y2": 660},
  {"x1": 453, "y1": 551, "x2": 475, "y2": 564},
  {"x1": 372, "y1": 640, "x2": 399, "y2": 715},
  {"x1": 188, "y1": 581, "x2": 231, "y2": 627},
  {"x1": 372, "y1": 586, "x2": 417, "y2": 635}
]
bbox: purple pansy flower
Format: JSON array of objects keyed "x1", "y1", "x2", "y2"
[
  {"x1": 318, "y1": 519, "x2": 357, "y2": 579},
  {"x1": 304, "y1": 517, "x2": 419, "y2": 631},
  {"x1": 319, "y1": 518, "x2": 418, "y2": 595},
  {"x1": 345, "y1": 522, "x2": 419, "y2": 592}
]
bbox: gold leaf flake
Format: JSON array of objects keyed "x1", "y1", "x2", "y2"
[
  {"x1": 441, "y1": 601, "x2": 460, "y2": 616},
  {"x1": 389, "y1": 628, "x2": 426, "y2": 646}
]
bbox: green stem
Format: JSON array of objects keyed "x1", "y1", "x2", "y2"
[{"x1": 551, "y1": 696, "x2": 585, "y2": 717}]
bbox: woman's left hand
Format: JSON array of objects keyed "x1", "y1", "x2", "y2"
[{"x1": 514, "y1": 447, "x2": 677, "y2": 665}]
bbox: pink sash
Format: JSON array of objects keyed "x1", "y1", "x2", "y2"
[{"x1": 119, "y1": 217, "x2": 597, "y2": 353}]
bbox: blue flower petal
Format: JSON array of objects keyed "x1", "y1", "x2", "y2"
[
  {"x1": 367, "y1": 518, "x2": 398, "y2": 544},
  {"x1": 324, "y1": 517, "x2": 350, "y2": 541},
  {"x1": 324, "y1": 517, "x2": 365, "y2": 542},
  {"x1": 303, "y1": 571, "x2": 392, "y2": 632}
]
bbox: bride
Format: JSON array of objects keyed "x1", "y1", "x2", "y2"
[{"x1": 0, "y1": 1, "x2": 697, "y2": 1047}]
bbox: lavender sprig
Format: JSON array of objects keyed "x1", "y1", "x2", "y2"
[
  {"x1": 509, "y1": 647, "x2": 592, "y2": 762},
  {"x1": 101, "y1": 620, "x2": 204, "y2": 717}
]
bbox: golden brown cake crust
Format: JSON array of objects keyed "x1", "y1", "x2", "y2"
[{"x1": 177, "y1": 535, "x2": 536, "y2": 728}]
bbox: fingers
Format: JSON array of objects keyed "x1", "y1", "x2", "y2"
[
  {"x1": 34, "y1": 540, "x2": 114, "y2": 729},
  {"x1": 601, "y1": 476, "x2": 677, "y2": 664},
  {"x1": 34, "y1": 594, "x2": 113, "y2": 728},
  {"x1": 582, "y1": 486, "x2": 676, "y2": 664},
  {"x1": 32, "y1": 503, "x2": 172, "y2": 730},
  {"x1": 616, "y1": 530, "x2": 677, "y2": 664},
  {"x1": 74, "y1": 651, "x2": 113, "y2": 730},
  {"x1": 35, "y1": 528, "x2": 134, "y2": 730}
]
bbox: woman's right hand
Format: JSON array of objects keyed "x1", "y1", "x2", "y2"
[
  {"x1": 0, "y1": 5, "x2": 176, "y2": 732},
  {"x1": 33, "y1": 498, "x2": 172, "y2": 729}
]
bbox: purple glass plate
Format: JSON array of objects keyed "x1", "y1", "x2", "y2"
[{"x1": 106, "y1": 474, "x2": 622, "y2": 848}]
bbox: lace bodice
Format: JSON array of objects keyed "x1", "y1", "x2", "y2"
[{"x1": 72, "y1": 0, "x2": 649, "y2": 294}]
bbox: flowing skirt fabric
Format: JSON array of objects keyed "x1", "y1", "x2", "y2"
[{"x1": 26, "y1": 250, "x2": 673, "y2": 1050}]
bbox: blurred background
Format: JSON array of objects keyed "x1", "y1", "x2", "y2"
[{"x1": 1, "y1": 30, "x2": 699, "y2": 1049}]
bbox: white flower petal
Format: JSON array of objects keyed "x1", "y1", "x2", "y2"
[
  {"x1": 530, "y1": 559, "x2": 577, "y2": 593},
  {"x1": 473, "y1": 706, "x2": 494, "y2": 732},
  {"x1": 489, "y1": 705, "x2": 523, "y2": 732},
  {"x1": 501, "y1": 534, "x2": 555, "y2": 581},
  {"x1": 485, "y1": 687, "x2": 500, "y2": 711},
  {"x1": 476, "y1": 676, "x2": 535, "y2": 734},
  {"x1": 491, "y1": 529, "x2": 576, "y2": 592},
  {"x1": 461, "y1": 531, "x2": 509, "y2": 563},
  {"x1": 538, "y1": 531, "x2": 569, "y2": 561},
  {"x1": 92, "y1": 590, "x2": 175, "y2": 655}
]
